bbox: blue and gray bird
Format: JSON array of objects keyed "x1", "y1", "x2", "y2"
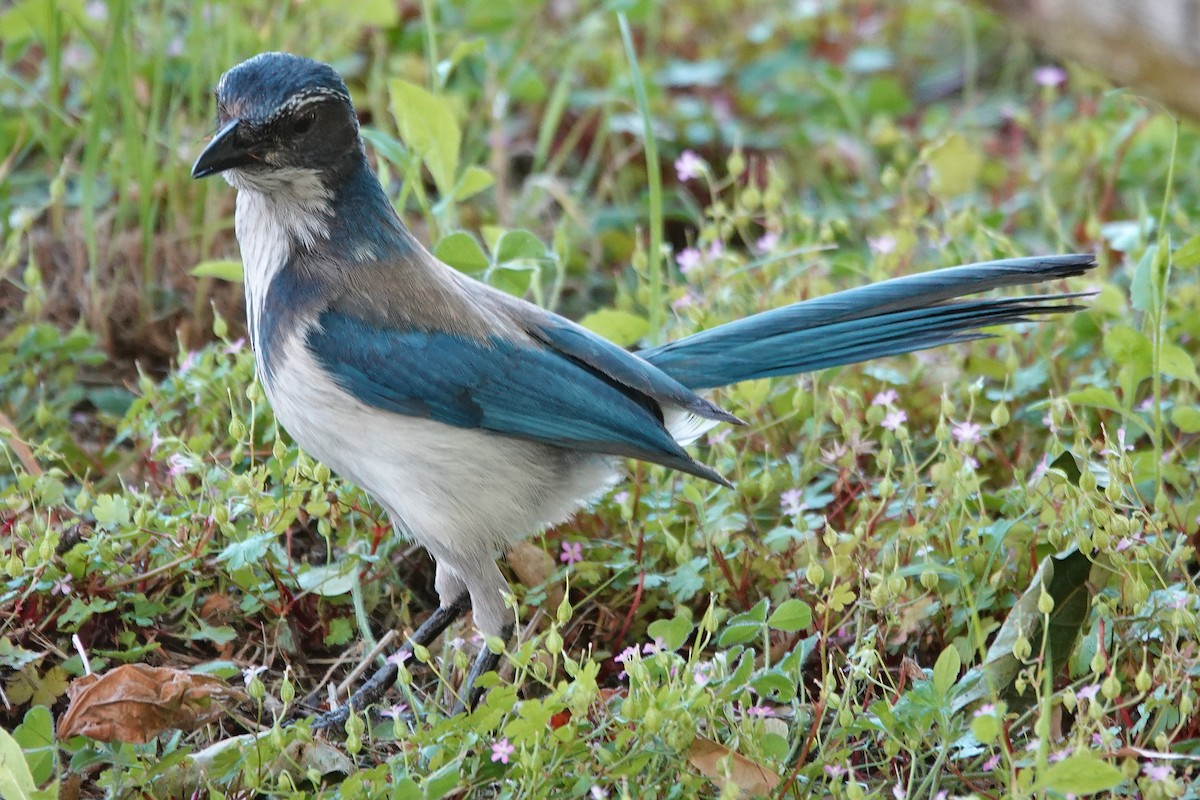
[{"x1": 192, "y1": 52, "x2": 1095, "y2": 727}]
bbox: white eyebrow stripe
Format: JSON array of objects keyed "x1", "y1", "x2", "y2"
[{"x1": 272, "y1": 88, "x2": 348, "y2": 118}]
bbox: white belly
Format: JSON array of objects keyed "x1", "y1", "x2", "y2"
[{"x1": 260, "y1": 332, "x2": 622, "y2": 563}]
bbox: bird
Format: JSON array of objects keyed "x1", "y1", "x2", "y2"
[{"x1": 191, "y1": 52, "x2": 1096, "y2": 729}]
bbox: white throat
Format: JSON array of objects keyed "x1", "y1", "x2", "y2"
[{"x1": 228, "y1": 167, "x2": 332, "y2": 371}]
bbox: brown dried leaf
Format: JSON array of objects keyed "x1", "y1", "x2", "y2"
[
  {"x1": 507, "y1": 540, "x2": 564, "y2": 612},
  {"x1": 58, "y1": 664, "x2": 247, "y2": 743},
  {"x1": 688, "y1": 734, "x2": 781, "y2": 798}
]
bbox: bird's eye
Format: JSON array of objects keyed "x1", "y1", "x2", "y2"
[{"x1": 293, "y1": 111, "x2": 316, "y2": 135}]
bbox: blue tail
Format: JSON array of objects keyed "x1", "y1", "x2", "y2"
[{"x1": 637, "y1": 254, "x2": 1096, "y2": 390}]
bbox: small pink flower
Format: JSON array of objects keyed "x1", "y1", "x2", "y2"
[
  {"x1": 1042, "y1": 413, "x2": 1058, "y2": 434},
  {"x1": 672, "y1": 292, "x2": 696, "y2": 311},
  {"x1": 150, "y1": 428, "x2": 165, "y2": 455},
  {"x1": 490, "y1": 737, "x2": 515, "y2": 764},
  {"x1": 974, "y1": 704, "x2": 996, "y2": 717},
  {"x1": 952, "y1": 421, "x2": 982, "y2": 445},
  {"x1": 590, "y1": 788, "x2": 609, "y2": 800},
  {"x1": 179, "y1": 350, "x2": 200, "y2": 374},
  {"x1": 707, "y1": 241, "x2": 724, "y2": 260},
  {"x1": 223, "y1": 337, "x2": 246, "y2": 354},
  {"x1": 868, "y1": 235, "x2": 896, "y2": 255},
  {"x1": 982, "y1": 753, "x2": 1001, "y2": 772},
  {"x1": 448, "y1": 636, "x2": 465, "y2": 650},
  {"x1": 755, "y1": 232, "x2": 779, "y2": 253},
  {"x1": 780, "y1": 488, "x2": 806, "y2": 517},
  {"x1": 823, "y1": 764, "x2": 845, "y2": 778},
  {"x1": 1076, "y1": 683, "x2": 1100, "y2": 701},
  {"x1": 167, "y1": 453, "x2": 190, "y2": 478},
  {"x1": 707, "y1": 427, "x2": 731, "y2": 445},
  {"x1": 746, "y1": 704, "x2": 774, "y2": 718},
  {"x1": 693, "y1": 663, "x2": 712, "y2": 686},
  {"x1": 872, "y1": 389, "x2": 898, "y2": 407},
  {"x1": 675, "y1": 150, "x2": 706, "y2": 181},
  {"x1": 1034, "y1": 65, "x2": 1067, "y2": 87},
  {"x1": 677, "y1": 247, "x2": 703, "y2": 274},
  {"x1": 1031, "y1": 454, "x2": 1050, "y2": 482},
  {"x1": 560, "y1": 541, "x2": 583, "y2": 565},
  {"x1": 613, "y1": 491, "x2": 630, "y2": 505},
  {"x1": 1048, "y1": 746, "x2": 1073, "y2": 763},
  {"x1": 387, "y1": 650, "x2": 412, "y2": 667},
  {"x1": 882, "y1": 410, "x2": 907, "y2": 431},
  {"x1": 51, "y1": 576, "x2": 73, "y2": 596},
  {"x1": 1143, "y1": 762, "x2": 1172, "y2": 781},
  {"x1": 381, "y1": 703, "x2": 409, "y2": 718},
  {"x1": 892, "y1": 781, "x2": 905, "y2": 800},
  {"x1": 615, "y1": 645, "x2": 639, "y2": 663},
  {"x1": 642, "y1": 637, "x2": 666, "y2": 655}
]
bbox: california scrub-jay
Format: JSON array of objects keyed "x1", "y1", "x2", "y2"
[{"x1": 191, "y1": 52, "x2": 1095, "y2": 728}]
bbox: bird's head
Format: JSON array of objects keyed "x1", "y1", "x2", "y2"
[{"x1": 191, "y1": 52, "x2": 363, "y2": 194}]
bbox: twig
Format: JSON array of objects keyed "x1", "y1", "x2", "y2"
[
  {"x1": 0, "y1": 412, "x2": 42, "y2": 476},
  {"x1": 332, "y1": 629, "x2": 398, "y2": 705}
]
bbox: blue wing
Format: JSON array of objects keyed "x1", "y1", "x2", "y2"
[{"x1": 307, "y1": 310, "x2": 729, "y2": 484}]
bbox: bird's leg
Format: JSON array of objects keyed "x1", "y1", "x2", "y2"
[
  {"x1": 305, "y1": 591, "x2": 471, "y2": 732},
  {"x1": 453, "y1": 620, "x2": 514, "y2": 714}
]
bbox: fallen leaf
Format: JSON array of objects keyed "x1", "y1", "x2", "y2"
[
  {"x1": 58, "y1": 664, "x2": 247, "y2": 743},
  {"x1": 688, "y1": 735, "x2": 781, "y2": 798},
  {"x1": 507, "y1": 540, "x2": 564, "y2": 613}
]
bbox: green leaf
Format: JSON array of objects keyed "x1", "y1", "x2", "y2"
[
  {"x1": 1172, "y1": 234, "x2": 1200, "y2": 269},
  {"x1": 719, "y1": 601, "x2": 769, "y2": 646},
  {"x1": 454, "y1": 165, "x2": 495, "y2": 201},
  {"x1": 1040, "y1": 751, "x2": 1124, "y2": 794},
  {"x1": 485, "y1": 267, "x2": 533, "y2": 298},
  {"x1": 1049, "y1": 451, "x2": 1082, "y2": 485},
  {"x1": 1062, "y1": 387, "x2": 1124, "y2": 414},
  {"x1": 187, "y1": 622, "x2": 238, "y2": 645},
  {"x1": 1102, "y1": 325, "x2": 1152, "y2": 370},
  {"x1": 647, "y1": 614, "x2": 693, "y2": 650},
  {"x1": 1130, "y1": 243, "x2": 1158, "y2": 313},
  {"x1": 718, "y1": 620, "x2": 761, "y2": 647},
  {"x1": 91, "y1": 494, "x2": 131, "y2": 531},
  {"x1": 190, "y1": 259, "x2": 244, "y2": 282},
  {"x1": 424, "y1": 757, "x2": 462, "y2": 799},
  {"x1": 750, "y1": 670, "x2": 797, "y2": 702},
  {"x1": 434, "y1": 232, "x2": 490, "y2": 272},
  {"x1": 932, "y1": 645, "x2": 960, "y2": 699},
  {"x1": 921, "y1": 133, "x2": 983, "y2": 198},
  {"x1": 495, "y1": 229, "x2": 547, "y2": 263},
  {"x1": 0, "y1": 726, "x2": 40, "y2": 800},
  {"x1": 0, "y1": 639, "x2": 42, "y2": 672},
  {"x1": 1171, "y1": 406, "x2": 1200, "y2": 433},
  {"x1": 1161, "y1": 342, "x2": 1200, "y2": 389},
  {"x1": 953, "y1": 550, "x2": 1097, "y2": 712},
  {"x1": 296, "y1": 561, "x2": 357, "y2": 597},
  {"x1": 578, "y1": 309, "x2": 650, "y2": 348},
  {"x1": 766, "y1": 599, "x2": 812, "y2": 632},
  {"x1": 12, "y1": 706, "x2": 55, "y2": 785},
  {"x1": 216, "y1": 532, "x2": 274, "y2": 570},
  {"x1": 389, "y1": 79, "x2": 461, "y2": 196}
]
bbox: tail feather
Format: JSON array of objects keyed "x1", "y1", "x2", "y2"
[{"x1": 638, "y1": 254, "x2": 1096, "y2": 390}]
